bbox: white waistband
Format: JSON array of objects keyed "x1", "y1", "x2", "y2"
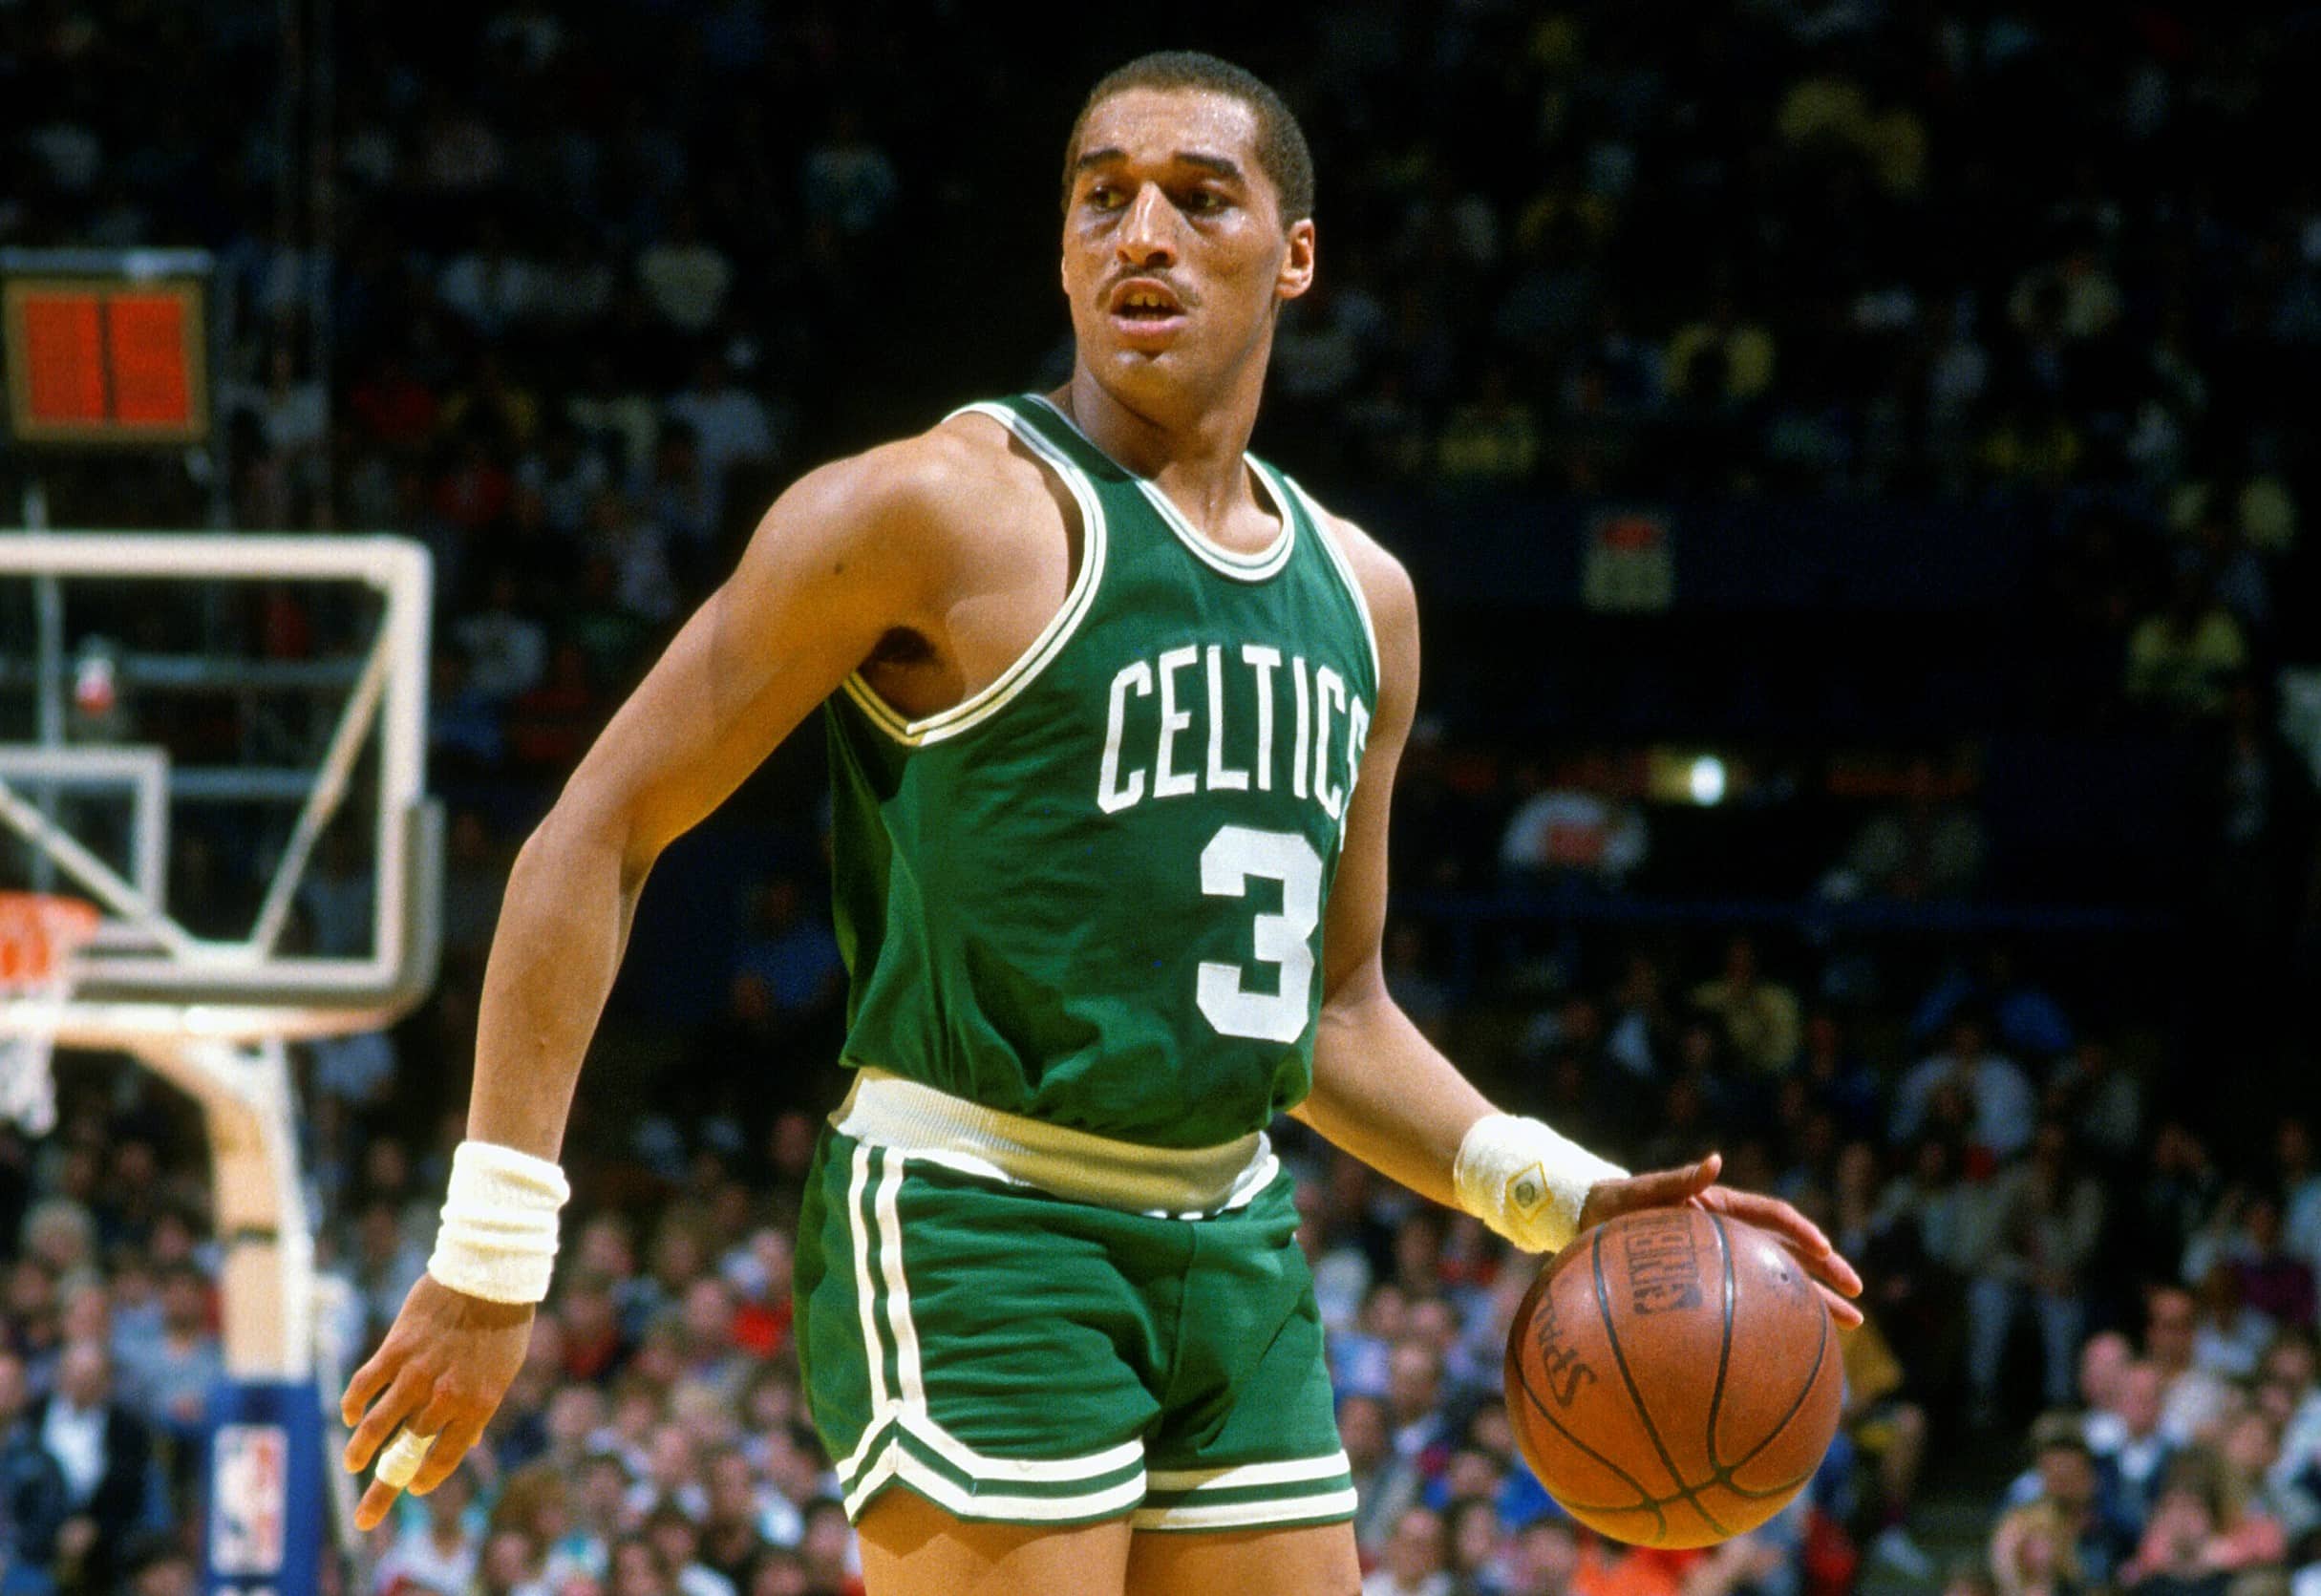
[{"x1": 830, "y1": 1067, "x2": 1279, "y2": 1217}]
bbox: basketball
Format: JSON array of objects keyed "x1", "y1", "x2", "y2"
[{"x1": 1503, "y1": 1206, "x2": 1842, "y2": 1549}]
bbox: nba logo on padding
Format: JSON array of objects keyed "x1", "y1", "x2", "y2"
[{"x1": 211, "y1": 1422, "x2": 287, "y2": 1576}]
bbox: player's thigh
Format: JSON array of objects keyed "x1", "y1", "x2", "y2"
[
  {"x1": 858, "y1": 1485, "x2": 1134, "y2": 1596},
  {"x1": 1125, "y1": 1520, "x2": 1360, "y2": 1596}
]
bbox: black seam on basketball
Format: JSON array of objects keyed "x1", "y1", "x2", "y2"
[
  {"x1": 1713, "y1": 1287, "x2": 1831, "y2": 1481},
  {"x1": 1703, "y1": 1210, "x2": 1737, "y2": 1474},
  {"x1": 1591, "y1": 1226, "x2": 1733, "y2": 1540},
  {"x1": 1715, "y1": 1464, "x2": 1821, "y2": 1501},
  {"x1": 1508, "y1": 1323, "x2": 1670, "y2": 1542}
]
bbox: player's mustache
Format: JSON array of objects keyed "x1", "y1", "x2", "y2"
[{"x1": 1104, "y1": 275, "x2": 1194, "y2": 309}]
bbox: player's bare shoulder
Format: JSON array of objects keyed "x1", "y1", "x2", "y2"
[{"x1": 1304, "y1": 497, "x2": 1419, "y2": 693}]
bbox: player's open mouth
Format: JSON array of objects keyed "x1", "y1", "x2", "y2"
[{"x1": 1108, "y1": 280, "x2": 1188, "y2": 336}]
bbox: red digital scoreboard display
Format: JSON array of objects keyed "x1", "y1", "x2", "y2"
[{"x1": 3, "y1": 273, "x2": 210, "y2": 447}]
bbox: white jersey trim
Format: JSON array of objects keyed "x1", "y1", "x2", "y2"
[
  {"x1": 1273, "y1": 468, "x2": 1382, "y2": 692},
  {"x1": 841, "y1": 401, "x2": 1108, "y2": 747},
  {"x1": 1025, "y1": 394, "x2": 1297, "y2": 583}
]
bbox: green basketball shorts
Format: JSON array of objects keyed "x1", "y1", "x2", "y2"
[{"x1": 794, "y1": 1122, "x2": 1353, "y2": 1531}]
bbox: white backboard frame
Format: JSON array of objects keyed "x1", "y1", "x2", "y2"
[{"x1": 0, "y1": 533, "x2": 440, "y2": 1044}]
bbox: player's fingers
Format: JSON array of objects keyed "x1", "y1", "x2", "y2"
[
  {"x1": 1703, "y1": 1185, "x2": 1842, "y2": 1266},
  {"x1": 1601, "y1": 1153, "x2": 1722, "y2": 1215},
  {"x1": 1799, "y1": 1244, "x2": 1864, "y2": 1299},
  {"x1": 1817, "y1": 1283, "x2": 1865, "y2": 1329},
  {"x1": 407, "y1": 1415, "x2": 486, "y2": 1498},
  {"x1": 354, "y1": 1475, "x2": 405, "y2": 1534},
  {"x1": 394, "y1": 1387, "x2": 474, "y2": 1496},
  {"x1": 340, "y1": 1345, "x2": 399, "y2": 1428},
  {"x1": 344, "y1": 1366, "x2": 430, "y2": 1474}
]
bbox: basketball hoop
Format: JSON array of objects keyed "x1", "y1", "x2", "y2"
[{"x1": 0, "y1": 891, "x2": 100, "y2": 1135}]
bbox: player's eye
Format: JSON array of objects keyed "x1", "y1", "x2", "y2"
[
  {"x1": 1181, "y1": 189, "x2": 1226, "y2": 213},
  {"x1": 1087, "y1": 183, "x2": 1125, "y2": 210}
]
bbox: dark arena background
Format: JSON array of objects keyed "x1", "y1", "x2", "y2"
[{"x1": 4, "y1": 3, "x2": 2321, "y2": 1594}]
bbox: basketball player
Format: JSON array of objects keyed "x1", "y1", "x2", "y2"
[{"x1": 341, "y1": 52, "x2": 1862, "y2": 1595}]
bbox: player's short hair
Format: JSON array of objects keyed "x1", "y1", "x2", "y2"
[{"x1": 1062, "y1": 51, "x2": 1314, "y2": 227}]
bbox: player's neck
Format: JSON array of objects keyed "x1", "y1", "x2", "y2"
[{"x1": 1056, "y1": 370, "x2": 1266, "y2": 527}]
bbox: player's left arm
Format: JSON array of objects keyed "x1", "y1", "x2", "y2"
[{"x1": 1290, "y1": 514, "x2": 1862, "y2": 1320}]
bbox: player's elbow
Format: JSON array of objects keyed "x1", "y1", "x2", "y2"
[
  {"x1": 518, "y1": 784, "x2": 650, "y2": 897},
  {"x1": 1318, "y1": 949, "x2": 1391, "y2": 1018}
]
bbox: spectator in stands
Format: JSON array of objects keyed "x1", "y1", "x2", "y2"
[
  {"x1": 665, "y1": 353, "x2": 783, "y2": 488},
  {"x1": 1689, "y1": 935, "x2": 1802, "y2": 1076},
  {"x1": 1436, "y1": 363, "x2": 1543, "y2": 483},
  {"x1": 2044, "y1": 1038, "x2": 2144, "y2": 1171},
  {"x1": 801, "y1": 106, "x2": 900, "y2": 242},
  {"x1": 32, "y1": 1341, "x2": 157, "y2": 1590},
  {"x1": 1498, "y1": 755, "x2": 1650, "y2": 893},
  {"x1": 632, "y1": 420, "x2": 724, "y2": 585},
  {"x1": 1894, "y1": 1014, "x2": 2037, "y2": 1164},
  {"x1": 0, "y1": 1347, "x2": 69, "y2": 1583},
  {"x1": 517, "y1": 415, "x2": 612, "y2": 540},
  {"x1": 455, "y1": 567, "x2": 551, "y2": 706},
  {"x1": 794, "y1": 1497, "x2": 856, "y2": 1594},
  {"x1": 2148, "y1": 1287, "x2": 2237, "y2": 1447},
  {"x1": 1915, "y1": 947, "x2": 2076, "y2": 1062},
  {"x1": 2188, "y1": 1194, "x2": 2321, "y2": 1335},
  {"x1": 1388, "y1": 1338, "x2": 1458, "y2": 1489},
  {"x1": 2122, "y1": 1450, "x2": 2287, "y2": 1585},
  {"x1": 1501, "y1": 1516, "x2": 1580, "y2": 1596},
  {"x1": 1366, "y1": 1503, "x2": 1453, "y2": 1596},
  {"x1": 610, "y1": 1535, "x2": 674, "y2": 1596},
  {"x1": 2126, "y1": 576, "x2": 2249, "y2": 723},
  {"x1": 115, "y1": 1265, "x2": 220, "y2": 1469},
  {"x1": 635, "y1": 204, "x2": 735, "y2": 336},
  {"x1": 2096, "y1": 1362, "x2": 2183, "y2": 1534},
  {"x1": 1995, "y1": 1415, "x2": 2132, "y2": 1590},
  {"x1": 1964, "y1": 1122, "x2": 2108, "y2": 1419},
  {"x1": 1820, "y1": 756, "x2": 1989, "y2": 904},
  {"x1": 2225, "y1": 1411, "x2": 2320, "y2": 1543}
]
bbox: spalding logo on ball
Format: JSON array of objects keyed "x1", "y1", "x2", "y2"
[{"x1": 1503, "y1": 1206, "x2": 1842, "y2": 1549}]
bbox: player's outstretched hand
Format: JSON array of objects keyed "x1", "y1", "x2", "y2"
[
  {"x1": 1575, "y1": 1152, "x2": 1864, "y2": 1328},
  {"x1": 339, "y1": 1274, "x2": 534, "y2": 1530}
]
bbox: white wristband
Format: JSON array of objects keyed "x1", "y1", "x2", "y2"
[
  {"x1": 1453, "y1": 1114, "x2": 1628, "y2": 1255},
  {"x1": 425, "y1": 1139, "x2": 571, "y2": 1304}
]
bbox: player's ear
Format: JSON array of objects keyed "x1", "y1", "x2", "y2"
[{"x1": 1277, "y1": 218, "x2": 1315, "y2": 303}]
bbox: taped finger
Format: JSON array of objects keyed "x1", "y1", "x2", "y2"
[
  {"x1": 374, "y1": 1428, "x2": 437, "y2": 1491},
  {"x1": 408, "y1": 1416, "x2": 484, "y2": 1497},
  {"x1": 344, "y1": 1367, "x2": 428, "y2": 1473}
]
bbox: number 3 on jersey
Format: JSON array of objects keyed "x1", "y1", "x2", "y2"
[{"x1": 1197, "y1": 824, "x2": 1324, "y2": 1043}]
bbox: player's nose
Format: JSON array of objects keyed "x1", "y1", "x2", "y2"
[{"x1": 1115, "y1": 182, "x2": 1178, "y2": 268}]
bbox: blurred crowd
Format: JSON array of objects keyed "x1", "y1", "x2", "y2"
[
  {"x1": 7, "y1": 0, "x2": 2321, "y2": 1593},
  {"x1": 11, "y1": 911, "x2": 2321, "y2": 1596},
  {"x1": 6, "y1": 0, "x2": 2316, "y2": 753}
]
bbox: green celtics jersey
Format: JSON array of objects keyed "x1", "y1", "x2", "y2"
[{"x1": 822, "y1": 393, "x2": 1382, "y2": 1149}]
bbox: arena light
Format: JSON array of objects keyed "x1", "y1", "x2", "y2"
[{"x1": 1689, "y1": 755, "x2": 1728, "y2": 805}]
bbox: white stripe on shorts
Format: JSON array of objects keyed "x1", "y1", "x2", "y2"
[
  {"x1": 1130, "y1": 1487, "x2": 1361, "y2": 1531},
  {"x1": 1144, "y1": 1451, "x2": 1352, "y2": 1494}
]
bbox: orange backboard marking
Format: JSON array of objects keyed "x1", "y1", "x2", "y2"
[
  {"x1": 4, "y1": 275, "x2": 208, "y2": 445},
  {"x1": 22, "y1": 292, "x2": 107, "y2": 424},
  {"x1": 105, "y1": 294, "x2": 193, "y2": 425}
]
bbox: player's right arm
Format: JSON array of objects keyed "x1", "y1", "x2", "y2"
[
  {"x1": 463, "y1": 442, "x2": 950, "y2": 1165},
  {"x1": 339, "y1": 433, "x2": 969, "y2": 1526}
]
